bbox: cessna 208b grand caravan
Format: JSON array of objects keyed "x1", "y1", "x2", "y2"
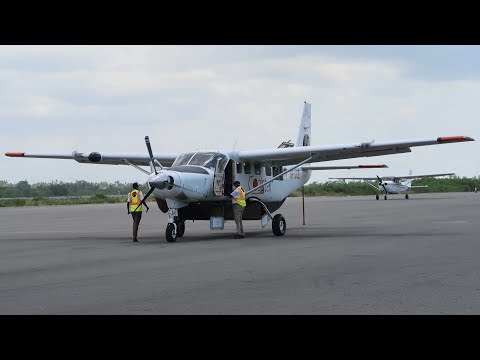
[
  {"x1": 329, "y1": 171, "x2": 456, "y2": 200},
  {"x1": 5, "y1": 102, "x2": 475, "y2": 242}
]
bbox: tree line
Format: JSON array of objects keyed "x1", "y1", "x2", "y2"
[
  {"x1": 1, "y1": 177, "x2": 479, "y2": 199},
  {"x1": 291, "y1": 177, "x2": 480, "y2": 197},
  {"x1": 0, "y1": 180, "x2": 150, "y2": 199}
]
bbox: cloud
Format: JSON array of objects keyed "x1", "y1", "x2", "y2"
[{"x1": 1, "y1": 45, "x2": 478, "y2": 185}]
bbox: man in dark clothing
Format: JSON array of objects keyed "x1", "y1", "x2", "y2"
[{"x1": 127, "y1": 182, "x2": 149, "y2": 242}]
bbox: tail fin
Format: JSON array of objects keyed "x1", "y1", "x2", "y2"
[
  {"x1": 403, "y1": 170, "x2": 414, "y2": 186},
  {"x1": 296, "y1": 102, "x2": 311, "y2": 147}
]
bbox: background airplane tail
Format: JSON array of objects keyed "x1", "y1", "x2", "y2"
[
  {"x1": 296, "y1": 102, "x2": 311, "y2": 147},
  {"x1": 402, "y1": 170, "x2": 414, "y2": 186}
]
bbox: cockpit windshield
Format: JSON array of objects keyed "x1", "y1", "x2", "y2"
[
  {"x1": 172, "y1": 152, "x2": 228, "y2": 170},
  {"x1": 172, "y1": 152, "x2": 195, "y2": 167}
]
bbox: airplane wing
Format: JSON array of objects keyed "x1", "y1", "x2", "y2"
[
  {"x1": 392, "y1": 173, "x2": 455, "y2": 180},
  {"x1": 4, "y1": 151, "x2": 179, "y2": 167},
  {"x1": 5, "y1": 137, "x2": 474, "y2": 169},
  {"x1": 235, "y1": 136, "x2": 474, "y2": 167},
  {"x1": 302, "y1": 164, "x2": 388, "y2": 171},
  {"x1": 328, "y1": 176, "x2": 380, "y2": 181}
]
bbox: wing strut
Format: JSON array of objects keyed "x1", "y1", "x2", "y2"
[{"x1": 122, "y1": 159, "x2": 151, "y2": 175}]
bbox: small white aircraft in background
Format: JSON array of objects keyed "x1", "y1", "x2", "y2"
[
  {"x1": 5, "y1": 102, "x2": 475, "y2": 242},
  {"x1": 329, "y1": 171, "x2": 456, "y2": 200}
]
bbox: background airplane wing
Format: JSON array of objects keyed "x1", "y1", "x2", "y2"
[
  {"x1": 303, "y1": 164, "x2": 388, "y2": 171},
  {"x1": 5, "y1": 151, "x2": 179, "y2": 167},
  {"x1": 393, "y1": 173, "x2": 455, "y2": 180},
  {"x1": 328, "y1": 176, "x2": 380, "y2": 181},
  {"x1": 236, "y1": 136, "x2": 474, "y2": 167},
  {"x1": 328, "y1": 172, "x2": 456, "y2": 181}
]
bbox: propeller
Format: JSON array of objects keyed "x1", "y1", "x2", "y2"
[
  {"x1": 145, "y1": 136, "x2": 158, "y2": 175},
  {"x1": 132, "y1": 136, "x2": 198, "y2": 213},
  {"x1": 377, "y1": 175, "x2": 388, "y2": 194},
  {"x1": 131, "y1": 136, "x2": 161, "y2": 213}
]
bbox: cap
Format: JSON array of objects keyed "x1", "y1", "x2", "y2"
[{"x1": 234, "y1": 181, "x2": 241, "y2": 187}]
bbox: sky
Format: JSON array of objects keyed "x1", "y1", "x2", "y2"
[{"x1": 1, "y1": 45, "x2": 479, "y2": 185}]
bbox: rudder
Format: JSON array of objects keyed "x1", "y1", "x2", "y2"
[{"x1": 296, "y1": 102, "x2": 311, "y2": 147}]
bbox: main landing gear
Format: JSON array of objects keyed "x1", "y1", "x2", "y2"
[
  {"x1": 272, "y1": 214, "x2": 286, "y2": 236},
  {"x1": 247, "y1": 198, "x2": 286, "y2": 236}
]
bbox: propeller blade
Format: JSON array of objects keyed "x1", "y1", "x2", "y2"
[
  {"x1": 376, "y1": 175, "x2": 387, "y2": 194},
  {"x1": 132, "y1": 186, "x2": 156, "y2": 213},
  {"x1": 145, "y1": 136, "x2": 157, "y2": 175}
]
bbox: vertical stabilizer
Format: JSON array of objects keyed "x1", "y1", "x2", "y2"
[{"x1": 296, "y1": 102, "x2": 311, "y2": 147}]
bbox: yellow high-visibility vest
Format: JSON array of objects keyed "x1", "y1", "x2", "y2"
[
  {"x1": 129, "y1": 190, "x2": 143, "y2": 213},
  {"x1": 234, "y1": 186, "x2": 246, "y2": 207}
]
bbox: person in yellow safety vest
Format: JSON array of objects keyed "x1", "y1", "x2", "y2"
[
  {"x1": 127, "y1": 182, "x2": 150, "y2": 242},
  {"x1": 230, "y1": 180, "x2": 246, "y2": 239}
]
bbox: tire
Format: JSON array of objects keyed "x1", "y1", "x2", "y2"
[
  {"x1": 177, "y1": 221, "x2": 185, "y2": 237},
  {"x1": 272, "y1": 214, "x2": 286, "y2": 236},
  {"x1": 166, "y1": 223, "x2": 177, "y2": 242},
  {"x1": 376, "y1": 194, "x2": 379, "y2": 200}
]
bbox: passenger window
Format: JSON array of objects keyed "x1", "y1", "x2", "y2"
[
  {"x1": 244, "y1": 162, "x2": 251, "y2": 174},
  {"x1": 265, "y1": 166, "x2": 271, "y2": 176},
  {"x1": 254, "y1": 162, "x2": 261, "y2": 175},
  {"x1": 272, "y1": 166, "x2": 283, "y2": 180},
  {"x1": 236, "y1": 162, "x2": 242, "y2": 174}
]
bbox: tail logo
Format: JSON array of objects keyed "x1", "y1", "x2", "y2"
[{"x1": 303, "y1": 134, "x2": 310, "y2": 146}]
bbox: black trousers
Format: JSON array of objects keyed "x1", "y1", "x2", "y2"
[{"x1": 131, "y1": 212, "x2": 142, "y2": 239}]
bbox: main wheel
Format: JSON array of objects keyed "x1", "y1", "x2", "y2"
[
  {"x1": 177, "y1": 221, "x2": 185, "y2": 237},
  {"x1": 272, "y1": 214, "x2": 286, "y2": 236},
  {"x1": 166, "y1": 223, "x2": 177, "y2": 242},
  {"x1": 376, "y1": 194, "x2": 379, "y2": 200},
  {"x1": 405, "y1": 194, "x2": 409, "y2": 199}
]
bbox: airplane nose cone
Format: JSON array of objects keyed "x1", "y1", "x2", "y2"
[{"x1": 150, "y1": 173, "x2": 169, "y2": 189}]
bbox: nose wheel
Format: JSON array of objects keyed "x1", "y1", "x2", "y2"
[
  {"x1": 176, "y1": 219, "x2": 185, "y2": 237},
  {"x1": 165, "y1": 209, "x2": 179, "y2": 242},
  {"x1": 166, "y1": 223, "x2": 177, "y2": 242}
]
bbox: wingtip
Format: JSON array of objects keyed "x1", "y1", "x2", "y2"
[
  {"x1": 5, "y1": 152, "x2": 25, "y2": 157},
  {"x1": 437, "y1": 136, "x2": 475, "y2": 143}
]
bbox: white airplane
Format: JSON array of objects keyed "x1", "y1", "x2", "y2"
[
  {"x1": 5, "y1": 102, "x2": 475, "y2": 242},
  {"x1": 329, "y1": 171, "x2": 456, "y2": 200}
]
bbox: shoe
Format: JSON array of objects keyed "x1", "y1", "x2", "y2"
[
  {"x1": 240, "y1": 235, "x2": 245, "y2": 238},
  {"x1": 133, "y1": 238, "x2": 139, "y2": 242},
  {"x1": 233, "y1": 234, "x2": 242, "y2": 239}
]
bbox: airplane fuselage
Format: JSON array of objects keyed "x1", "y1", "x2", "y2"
[
  {"x1": 379, "y1": 181, "x2": 409, "y2": 194},
  {"x1": 147, "y1": 150, "x2": 311, "y2": 220}
]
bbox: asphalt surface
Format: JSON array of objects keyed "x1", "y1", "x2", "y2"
[{"x1": 1, "y1": 192, "x2": 480, "y2": 314}]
